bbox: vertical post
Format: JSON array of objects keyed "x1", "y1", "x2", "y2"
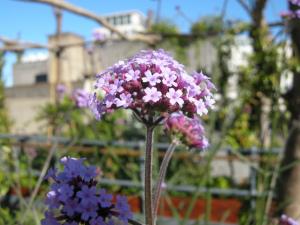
[
  {"x1": 54, "y1": 6, "x2": 62, "y2": 104},
  {"x1": 250, "y1": 147, "x2": 257, "y2": 210},
  {"x1": 49, "y1": 5, "x2": 63, "y2": 137}
]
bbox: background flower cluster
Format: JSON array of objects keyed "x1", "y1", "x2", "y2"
[{"x1": 42, "y1": 157, "x2": 132, "y2": 225}]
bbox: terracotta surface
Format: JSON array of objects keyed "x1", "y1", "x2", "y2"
[
  {"x1": 157, "y1": 197, "x2": 241, "y2": 223},
  {"x1": 127, "y1": 196, "x2": 242, "y2": 223}
]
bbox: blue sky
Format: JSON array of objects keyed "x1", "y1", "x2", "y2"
[{"x1": 0, "y1": 0, "x2": 287, "y2": 86}]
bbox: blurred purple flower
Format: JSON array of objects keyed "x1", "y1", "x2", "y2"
[
  {"x1": 281, "y1": 10, "x2": 295, "y2": 18},
  {"x1": 42, "y1": 157, "x2": 132, "y2": 225},
  {"x1": 280, "y1": 214, "x2": 299, "y2": 225},
  {"x1": 80, "y1": 165, "x2": 97, "y2": 182},
  {"x1": 44, "y1": 167, "x2": 57, "y2": 180},
  {"x1": 115, "y1": 195, "x2": 133, "y2": 224},
  {"x1": 57, "y1": 184, "x2": 74, "y2": 202},
  {"x1": 56, "y1": 84, "x2": 66, "y2": 97},
  {"x1": 92, "y1": 30, "x2": 106, "y2": 42},
  {"x1": 62, "y1": 198, "x2": 79, "y2": 217},
  {"x1": 290, "y1": 0, "x2": 300, "y2": 6},
  {"x1": 63, "y1": 222, "x2": 78, "y2": 225},
  {"x1": 281, "y1": 1, "x2": 300, "y2": 19},
  {"x1": 90, "y1": 216, "x2": 106, "y2": 225},
  {"x1": 98, "y1": 189, "x2": 113, "y2": 208},
  {"x1": 73, "y1": 89, "x2": 90, "y2": 108},
  {"x1": 76, "y1": 185, "x2": 98, "y2": 205},
  {"x1": 78, "y1": 202, "x2": 98, "y2": 221},
  {"x1": 45, "y1": 190, "x2": 60, "y2": 209},
  {"x1": 41, "y1": 212, "x2": 60, "y2": 225}
]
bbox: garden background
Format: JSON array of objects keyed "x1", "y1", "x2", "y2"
[{"x1": 0, "y1": 0, "x2": 300, "y2": 224}]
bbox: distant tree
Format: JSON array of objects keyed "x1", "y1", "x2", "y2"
[
  {"x1": 278, "y1": 1, "x2": 300, "y2": 221},
  {"x1": 235, "y1": 0, "x2": 282, "y2": 149},
  {"x1": 191, "y1": 16, "x2": 224, "y2": 37},
  {"x1": 150, "y1": 20, "x2": 188, "y2": 64},
  {"x1": 150, "y1": 20, "x2": 179, "y2": 35}
]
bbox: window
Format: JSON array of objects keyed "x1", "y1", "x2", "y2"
[
  {"x1": 113, "y1": 17, "x2": 117, "y2": 25},
  {"x1": 35, "y1": 73, "x2": 47, "y2": 83},
  {"x1": 116, "y1": 16, "x2": 121, "y2": 25},
  {"x1": 127, "y1": 15, "x2": 131, "y2": 24},
  {"x1": 124, "y1": 15, "x2": 130, "y2": 24}
]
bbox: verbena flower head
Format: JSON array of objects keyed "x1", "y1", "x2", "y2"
[
  {"x1": 280, "y1": 214, "x2": 299, "y2": 225},
  {"x1": 90, "y1": 49, "x2": 215, "y2": 125},
  {"x1": 42, "y1": 157, "x2": 133, "y2": 225},
  {"x1": 165, "y1": 113, "x2": 209, "y2": 149}
]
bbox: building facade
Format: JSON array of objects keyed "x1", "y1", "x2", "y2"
[{"x1": 93, "y1": 11, "x2": 146, "y2": 40}]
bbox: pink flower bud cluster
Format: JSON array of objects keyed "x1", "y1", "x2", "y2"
[
  {"x1": 90, "y1": 49, "x2": 215, "y2": 123},
  {"x1": 165, "y1": 113, "x2": 209, "y2": 149}
]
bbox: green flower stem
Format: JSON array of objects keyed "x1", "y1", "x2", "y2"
[
  {"x1": 145, "y1": 125, "x2": 154, "y2": 225},
  {"x1": 153, "y1": 140, "x2": 178, "y2": 223}
]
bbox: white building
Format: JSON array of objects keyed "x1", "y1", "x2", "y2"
[{"x1": 93, "y1": 11, "x2": 146, "y2": 40}]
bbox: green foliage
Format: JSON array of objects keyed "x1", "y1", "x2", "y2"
[
  {"x1": 0, "y1": 208, "x2": 14, "y2": 225},
  {"x1": 0, "y1": 51, "x2": 10, "y2": 133},
  {"x1": 150, "y1": 20, "x2": 179, "y2": 35},
  {"x1": 191, "y1": 16, "x2": 224, "y2": 37},
  {"x1": 237, "y1": 30, "x2": 283, "y2": 134},
  {"x1": 0, "y1": 146, "x2": 12, "y2": 197},
  {"x1": 151, "y1": 21, "x2": 188, "y2": 65},
  {"x1": 226, "y1": 111, "x2": 260, "y2": 149},
  {"x1": 37, "y1": 95, "x2": 138, "y2": 141}
]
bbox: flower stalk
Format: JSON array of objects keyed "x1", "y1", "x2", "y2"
[
  {"x1": 153, "y1": 140, "x2": 178, "y2": 223},
  {"x1": 144, "y1": 125, "x2": 154, "y2": 225}
]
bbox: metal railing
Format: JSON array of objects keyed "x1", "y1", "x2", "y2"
[{"x1": 0, "y1": 133, "x2": 282, "y2": 224}]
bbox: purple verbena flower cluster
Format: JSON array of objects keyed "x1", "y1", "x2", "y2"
[
  {"x1": 41, "y1": 157, "x2": 133, "y2": 225},
  {"x1": 165, "y1": 113, "x2": 209, "y2": 149},
  {"x1": 72, "y1": 89, "x2": 90, "y2": 108},
  {"x1": 281, "y1": 0, "x2": 300, "y2": 19},
  {"x1": 90, "y1": 49, "x2": 215, "y2": 122},
  {"x1": 280, "y1": 214, "x2": 299, "y2": 225}
]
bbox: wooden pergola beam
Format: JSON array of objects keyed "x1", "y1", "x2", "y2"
[
  {"x1": 13, "y1": 0, "x2": 161, "y2": 44},
  {"x1": 0, "y1": 36, "x2": 49, "y2": 52}
]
